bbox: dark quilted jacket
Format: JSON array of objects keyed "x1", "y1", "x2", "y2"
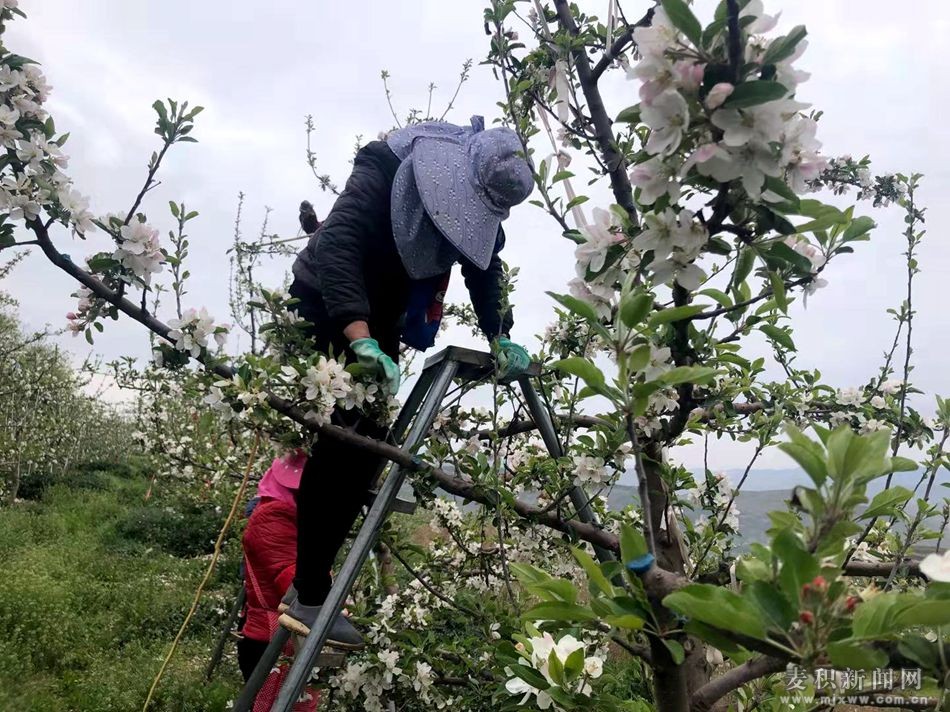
[{"x1": 291, "y1": 140, "x2": 513, "y2": 358}]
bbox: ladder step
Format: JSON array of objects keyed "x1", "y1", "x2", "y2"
[
  {"x1": 367, "y1": 489, "x2": 417, "y2": 515},
  {"x1": 291, "y1": 636, "x2": 347, "y2": 669}
]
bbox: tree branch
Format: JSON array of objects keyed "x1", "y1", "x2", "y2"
[
  {"x1": 552, "y1": 0, "x2": 639, "y2": 227},
  {"x1": 691, "y1": 656, "x2": 786, "y2": 712},
  {"x1": 590, "y1": 6, "x2": 657, "y2": 81}
]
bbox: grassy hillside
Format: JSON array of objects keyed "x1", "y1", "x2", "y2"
[{"x1": 0, "y1": 462, "x2": 244, "y2": 711}]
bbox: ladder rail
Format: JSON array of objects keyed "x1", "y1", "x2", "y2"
[{"x1": 272, "y1": 359, "x2": 459, "y2": 710}]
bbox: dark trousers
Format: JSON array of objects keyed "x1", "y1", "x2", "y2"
[
  {"x1": 287, "y1": 279, "x2": 393, "y2": 606},
  {"x1": 292, "y1": 408, "x2": 389, "y2": 604},
  {"x1": 237, "y1": 637, "x2": 269, "y2": 681}
]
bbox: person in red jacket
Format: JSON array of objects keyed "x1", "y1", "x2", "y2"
[{"x1": 239, "y1": 451, "x2": 319, "y2": 711}]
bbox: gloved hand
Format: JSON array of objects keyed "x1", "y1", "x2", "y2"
[
  {"x1": 350, "y1": 338, "x2": 400, "y2": 396},
  {"x1": 492, "y1": 337, "x2": 531, "y2": 383}
]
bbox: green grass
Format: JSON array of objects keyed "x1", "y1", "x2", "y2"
[{"x1": 0, "y1": 464, "x2": 244, "y2": 711}]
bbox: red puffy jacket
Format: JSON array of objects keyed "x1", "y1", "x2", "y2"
[{"x1": 242, "y1": 497, "x2": 297, "y2": 642}]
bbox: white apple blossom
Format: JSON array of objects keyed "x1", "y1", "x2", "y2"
[
  {"x1": 836, "y1": 387, "x2": 863, "y2": 407},
  {"x1": 568, "y1": 276, "x2": 614, "y2": 319},
  {"x1": 506, "y1": 632, "x2": 603, "y2": 710},
  {"x1": 166, "y1": 307, "x2": 227, "y2": 356},
  {"x1": 115, "y1": 218, "x2": 165, "y2": 284},
  {"x1": 574, "y1": 206, "x2": 623, "y2": 274},
  {"x1": 782, "y1": 116, "x2": 827, "y2": 192},
  {"x1": 881, "y1": 379, "x2": 903, "y2": 395},
  {"x1": 862, "y1": 419, "x2": 889, "y2": 433},
  {"x1": 631, "y1": 7, "x2": 678, "y2": 58},
  {"x1": 705, "y1": 82, "x2": 734, "y2": 110},
  {"x1": 869, "y1": 395, "x2": 886, "y2": 409},
  {"x1": 0, "y1": 104, "x2": 18, "y2": 126},
  {"x1": 58, "y1": 187, "x2": 95, "y2": 235},
  {"x1": 784, "y1": 235, "x2": 826, "y2": 271},
  {"x1": 629, "y1": 155, "x2": 680, "y2": 205},
  {"x1": 919, "y1": 550, "x2": 950, "y2": 582},
  {"x1": 740, "y1": 0, "x2": 780, "y2": 34},
  {"x1": 573, "y1": 454, "x2": 609, "y2": 486},
  {"x1": 641, "y1": 90, "x2": 689, "y2": 156}
]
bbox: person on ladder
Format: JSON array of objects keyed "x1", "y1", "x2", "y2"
[{"x1": 281, "y1": 116, "x2": 534, "y2": 649}]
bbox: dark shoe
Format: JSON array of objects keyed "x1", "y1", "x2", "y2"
[
  {"x1": 278, "y1": 601, "x2": 365, "y2": 651},
  {"x1": 278, "y1": 584, "x2": 297, "y2": 613}
]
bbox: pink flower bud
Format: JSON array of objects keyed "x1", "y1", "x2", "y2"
[
  {"x1": 66, "y1": 312, "x2": 77, "y2": 320},
  {"x1": 705, "y1": 82, "x2": 735, "y2": 110},
  {"x1": 673, "y1": 61, "x2": 705, "y2": 91}
]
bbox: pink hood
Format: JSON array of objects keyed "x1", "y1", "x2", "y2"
[{"x1": 256, "y1": 451, "x2": 307, "y2": 506}]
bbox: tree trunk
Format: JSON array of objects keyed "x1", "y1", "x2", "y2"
[{"x1": 643, "y1": 443, "x2": 713, "y2": 707}]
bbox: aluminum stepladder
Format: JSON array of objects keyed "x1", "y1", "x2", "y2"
[{"x1": 234, "y1": 345, "x2": 615, "y2": 711}]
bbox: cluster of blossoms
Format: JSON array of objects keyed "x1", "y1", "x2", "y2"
[
  {"x1": 166, "y1": 307, "x2": 229, "y2": 357},
  {"x1": 566, "y1": 1, "x2": 827, "y2": 304},
  {"x1": 0, "y1": 41, "x2": 102, "y2": 240},
  {"x1": 831, "y1": 380, "x2": 903, "y2": 433},
  {"x1": 685, "y1": 471, "x2": 740, "y2": 535},
  {"x1": 65, "y1": 285, "x2": 101, "y2": 335},
  {"x1": 505, "y1": 632, "x2": 605, "y2": 710},
  {"x1": 572, "y1": 453, "x2": 610, "y2": 487},
  {"x1": 113, "y1": 217, "x2": 165, "y2": 284}
]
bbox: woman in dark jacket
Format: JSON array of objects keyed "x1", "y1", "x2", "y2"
[{"x1": 279, "y1": 117, "x2": 534, "y2": 648}]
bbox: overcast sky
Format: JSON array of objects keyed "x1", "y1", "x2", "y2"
[{"x1": 3, "y1": 1, "x2": 948, "y2": 472}]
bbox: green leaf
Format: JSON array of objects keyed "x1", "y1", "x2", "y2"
[
  {"x1": 508, "y1": 663, "x2": 550, "y2": 691},
  {"x1": 890, "y1": 455, "x2": 918, "y2": 472},
  {"x1": 628, "y1": 344, "x2": 652, "y2": 373},
  {"x1": 746, "y1": 580, "x2": 795, "y2": 632},
  {"x1": 619, "y1": 523, "x2": 647, "y2": 565},
  {"x1": 860, "y1": 487, "x2": 912, "y2": 520},
  {"x1": 663, "y1": 585, "x2": 767, "y2": 640},
  {"x1": 522, "y1": 602, "x2": 599, "y2": 622},
  {"x1": 603, "y1": 613, "x2": 645, "y2": 630},
  {"x1": 699, "y1": 288, "x2": 732, "y2": 308},
  {"x1": 768, "y1": 272, "x2": 788, "y2": 313},
  {"x1": 893, "y1": 600, "x2": 950, "y2": 628},
  {"x1": 721, "y1": 81, "x2": 789, "y2": 109},
  {"x1": 661, "y1": 0, "x2": 703, "y2": 47},
  {"x1": 762, "y1": 176, "x2": 800, "y2": 208},
  {"x1": 647, "y1": 304, "x2": 705, "y2": 327},
  {"x1": 547, "y1": 291, "x2": 599, "y2": 323},
  {"x1": 778, "y1": 426, "x2": 827, "y2": 486},
  {"x1": 851, "y1": 593, "x2": 913, "y2": 639},
  {"x1": 658, "y1": 366, "x2": 718, "y2": 386},
  {"x1": 620, "y1": 292, "x2": 653, "y2": 328},
  {"x1": 843, "y1": 215, "x2": 876, "y2": 241},
  {"x1": 826, "y1": 426, "x2": 890, "y2": 483},
  {"x1": 563, "y1": 646, "x2": 585, "y2": 679},
  {"x1": 572, "y1": 547, "x2": 614, "y2": 597},
  {"x1": 566, "y1": 195, "x2": 589, "y2": 210},
  {"x1": 616, "y1": 104, "x2": 642, "y2": 124},
  {"x1": 662, "y1": 639, "x2": 686, "y2": 665},
  {"x1": 760, "y1": 25, "x2": 808, "y2": 65},
  {"x1": 552, "y1": 357, "x2": 605, "y2": 387},
  {"x1": 547, "y1": 649, "x2": 566, "y2": 687},
  {"x1": 827, "y1": 641, "x2": 888, "y2": 670},
  {"x1": 760, "y1": 324, "x2": 795, "y2": 351},
  {"x1": 772, "y1": 529, "x2": 818, "y2": 604},
  {"x1": 169, "y1": 201, "x2": 180, "y2": 218},
  {"x1": 734, "y1": 248, "x2": 756, "y2": 284}
]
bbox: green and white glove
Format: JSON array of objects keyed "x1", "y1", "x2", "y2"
[
  {"x1": 492, "y1": 336, "x2": 531, "y2": 383},
  {"x1": 350, "y1": 338, "x2": 400, "y2": 396}
]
